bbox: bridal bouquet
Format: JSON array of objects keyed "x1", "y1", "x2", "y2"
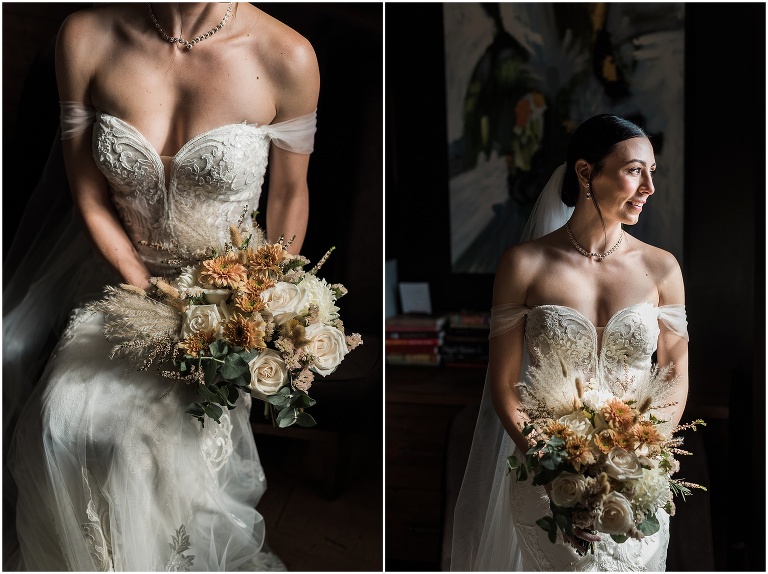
[
  {"x1": 507, "y1": 353, "x2": 705, "y2": 548},
  {"x1": 88, "y1": 222, "x2": 362, "y2": 427}
]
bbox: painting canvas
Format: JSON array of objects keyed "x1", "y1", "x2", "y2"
[{"x1": 443, "y1": 3, "x2": 685, "y2": 273}]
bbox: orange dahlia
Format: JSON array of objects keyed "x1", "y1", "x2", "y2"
[
  {"x1": 233, "y1": 291, "x2": 266, "y2": 314},
  {"x1": 248, "y1": 243, "x2": 286, "y2": 274},
  {"x1": 565, "y1": 436, "x2": 596, "y2": 471},
  {"x1": 600, "y1": 398, "x2": 637, "y2": 430},
  {"x1": 543, "y1": 420, "x2": 572, "y2": 441},
  {"x1": 199, "y1": 253, "x2": 248, "y2": 288},
  {"x1": 222, "y1": 313, "x2": 266, "y2": 350},
  {"x1": 633, "y1": 420, "x2": 663, "y2": 446},
  {"x1": 178, "y1": 328, "x2": 217, "y2": 358},
  {"x1": 595, "y1": 429, "x2": 618, "y2": 454}
]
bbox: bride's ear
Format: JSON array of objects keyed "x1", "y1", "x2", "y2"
[{"x1": 574, "y1": 160, "x2": 592, "y2": 189}]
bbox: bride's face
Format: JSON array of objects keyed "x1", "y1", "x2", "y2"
[{"x1": 591, "y1": 137, "x2": 656, "y2": 225}]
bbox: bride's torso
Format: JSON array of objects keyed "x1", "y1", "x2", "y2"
[
  {"x1": 525, "y1": 302, "x2": 661, "y2": 393},
  {"x1": 91, "y1": 113, "x2": 277, "y2": 273}
]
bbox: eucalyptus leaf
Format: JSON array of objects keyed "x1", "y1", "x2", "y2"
[
  {"x1": 197, "y1": 383, "x2": 222, "y2": 404},
  {"x1": 202, "y1": 402, "x2": 223, "y2": 423},
  {"x1": 187, "y1": 403, "x2": 205, "y2": 418},
  {"x1": 266, "y1": 394, "x2": 290, "y2": 407},
  {"x1": 276, "y1": 406, "x2": 295, "y2": 422},
  {"x1": 289, "y1": 391, "x2": 316, "y2": 408},
  {"x1": 240, "y1": 349, "x2": 260, "y2": 363},
  {"x1": 637, "y1": 515, "x2": 660, "y2": 537},
  {"x1": 277, "y1": 408, "x2": 298, "y2": 428},
  {"x1": 516, "y1": 464, "x2": 528, "y2": 482},
  {"x1": 296, "y1": 412, "x2": 316, "y2": 427},
  {"x1": 203, "y1": 358, "x2": 218, "y2": 386},
  {"x1": 209, "y1": 340, "x2": 229, "y2": 359},
  {"x1": 536, "y1": 517, "x2": 557, "y2": 544},
  {"x1": 610, "y1": 534, "x2": 629, "y2": 544},
  {"x1": 221, "y1": 354, "x2": 250, "y2": 380},
  {"x1": 507, "y1": 455, "x2": 519, "y2": 471}
]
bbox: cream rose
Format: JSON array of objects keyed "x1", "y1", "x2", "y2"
[
  {"x1": 304, "y1": 323, "x2": 348, "y2": 376},
  {"x1": 247, "y1": 349, "x2": 288, "y2": 400},
  {"x1": 550, "y1": 473, "x2": 586, "y2": 508},
  {"x1": 180, "y1": 304, "x2": 224, "y2": 338},
  {"x1": 604, "y1": 447, "x2": 644, "y2": 481},
  {"x1": 558, "y1": 411, "x2": 594, "y2": 440},
  {"x1": 594, "y1": 492, "x2": 634, "y2": 535},
  {"x1": 261, "y1": 282, "x2": 310, "y2": 325}
]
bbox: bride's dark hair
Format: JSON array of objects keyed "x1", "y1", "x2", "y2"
[{"x1": 561, "y1": 114, "x2": 647, "y2": 207}]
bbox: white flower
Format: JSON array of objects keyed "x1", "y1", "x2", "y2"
[
  {"x1": 180, "y1": 304, "x2": 224, "y2": 338},
  {"x1": 247, "y1": 349, "x2": 289, "y2": 400},
  {"x1": 604, "y1": 447, "x2": 644, "y2": 481},
  {"x1": 594, "y1": 492, "x2": 634, "y2": 535},
  {"x1": 558, "y1": 411, "x2": 595, "y2": 440},
  {"x1": 631, "y1": 467, "x2": 671, "y2": 516},
  {"x1": 203, "y1": 289, "x2": 230, "y2": 305},
  {"x1": 300, "y1": 274, "x2": 340, "y2": 324},
  {"x1": 304, "y1": 323, "x2": 348, "y2": 376},
  {"x1": 174, "y1": 266, "x2": 199, "y2": 290},
  {"x1": 260, "y1": 282, "x2": 310, "y2": 325},
  {"x1": 550, "y1": 473, "x2": 586, "y2": 508},
  {"x1": 581, "y1": 384, "x2": 614, "y2": 411}
]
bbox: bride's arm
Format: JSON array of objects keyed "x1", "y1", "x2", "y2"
[
  {"x1": 656, "y1": 253, "x2": 689, "y2": 428},
  {"x1": 55, "y1": 12, "x2": 151, "y2": 289},
  {"x1": 488, "y1": 245, "x2": 535, "y2": 456},
  {"x1": 265, "y1": 32, "x2": 320, "y2": 254}
]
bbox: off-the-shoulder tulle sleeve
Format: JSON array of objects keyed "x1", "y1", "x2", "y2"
[
  {"x1": 264, "y1": 110, "x2": 317, "y2": 154},
  {"x1": 657, "y1": 304, "x2": 689, "y2": 341},
  {"x1": 489, "y1": 303, "x2": 530, "y2": 338},
  {"x1": 60, "y1": 101, "x2": 97, "y2": 141}
]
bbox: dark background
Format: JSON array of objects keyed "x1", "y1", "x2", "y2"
[{"x1": 387, "y1": 2, "x2": 765, "y2": 572}]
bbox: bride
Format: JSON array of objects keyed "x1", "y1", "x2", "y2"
[
  {"x1": 450, "y1": 114, "x2": 689, "y2": 571},
  {"x1": 5, "y1": 3, "x2": 318, "y2": 570}
]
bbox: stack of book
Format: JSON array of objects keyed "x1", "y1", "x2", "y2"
[
  {"x1": 441, "y1": 310, "x2": 491, "y2": 368},
  {"x1": 385, "y1": 314, "x2": 446, "y2": 366}
]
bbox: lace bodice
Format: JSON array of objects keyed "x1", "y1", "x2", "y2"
[
  {"x1": 89, "y1": 112, "x2": 314, "y2": 274},
  {"x1": 490, "y1": 302, "x2": 688, "y2": 395}
]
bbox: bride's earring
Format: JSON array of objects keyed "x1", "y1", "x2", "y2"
[{"x1": 585, "y1": 183, "x2": 592, "y2": 199}]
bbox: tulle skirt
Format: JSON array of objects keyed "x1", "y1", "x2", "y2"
[{"x1": 8, "y1": 308, "x2": 283, "y2": 571}]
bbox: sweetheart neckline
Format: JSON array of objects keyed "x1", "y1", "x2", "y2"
[
  {"x1": 99, "y1": 112, "x2": 266, "y2": 164},
  {"x1": 529, "y1": 301, "x2": 654, "y2": 331}
]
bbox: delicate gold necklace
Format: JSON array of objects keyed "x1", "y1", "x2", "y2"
[
  {"x1": 565, "y1": 222, "x2": 623, "y2": 262},
  {"x1": 148, "y1": 2, "x2": 233, "y2": 50}
]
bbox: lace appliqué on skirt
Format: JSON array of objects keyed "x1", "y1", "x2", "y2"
[
  {"x1": 165, "y1": 525, "x2": 195, "y2": 572},
  {"x1": 81, "y1": 468, "x2": 114, "y2": 572}
]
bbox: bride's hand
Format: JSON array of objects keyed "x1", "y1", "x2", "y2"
[{"x1": 543, "y1": 483, "x2": 601, "y2": 556}]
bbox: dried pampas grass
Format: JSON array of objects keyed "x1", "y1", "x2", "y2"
[{"x1": 86, "y1": 285, "x2": 183, "y2": 368}]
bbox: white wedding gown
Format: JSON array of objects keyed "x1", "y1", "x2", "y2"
[
  {"x1": 450, "y1": 301, "x2": 689, "y2": 571},
  {"x1": 6, "y1": 109, "x2": 316, "y2": 571}
]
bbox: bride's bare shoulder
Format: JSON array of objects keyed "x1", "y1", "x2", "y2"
[
  {"x1": 239, "y1": 5, "x2": 319, "y2": 116},
  {"x1": 629, "y1": 235, "x2": 685, "y2": 303},
  {"x1": 493, "y1": 238, "x2": 549, "y2": 305},
  {"x1": 58, "y1": 4, "x2": 136, "y2": 40},
  {"x1": 56, "y1": 6, "x2": 136, "y2": 99}
]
